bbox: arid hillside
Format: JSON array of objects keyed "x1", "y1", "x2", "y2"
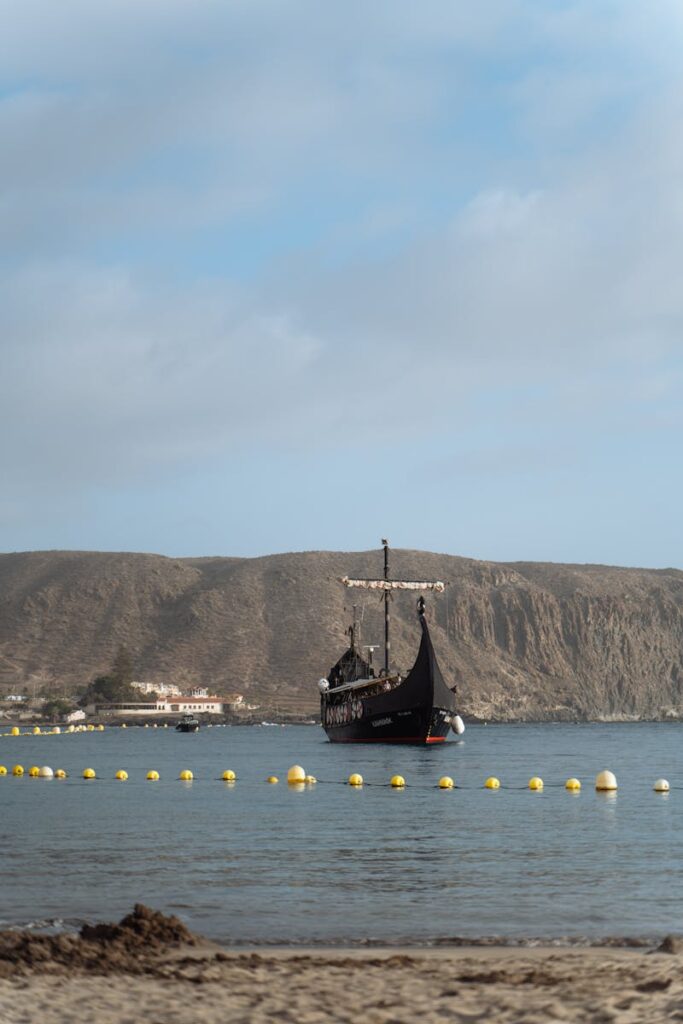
[{"x1": 1, "y1": 548, "x2": 683, "y2": 720}]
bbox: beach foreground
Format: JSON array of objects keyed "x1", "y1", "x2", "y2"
[{"x1": 0, "y1": 907, "x2": 681, "y2": 1024}]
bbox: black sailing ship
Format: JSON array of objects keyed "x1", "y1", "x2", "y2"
[{"x1": 319, "y1": 541, "x2": 464, "y2": 744}]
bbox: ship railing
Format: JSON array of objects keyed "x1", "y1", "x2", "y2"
[{"x1": 326, "y1": 674, "x2": 402, "y2": 697}]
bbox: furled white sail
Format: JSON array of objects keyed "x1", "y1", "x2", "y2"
[{"x1": 340, "y1": 576, "x2": 445, "y2": 592}]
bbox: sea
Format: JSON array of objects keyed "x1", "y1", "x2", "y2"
[{"x1": 1, "y1": 722, "x2": 682, "y2": 946}]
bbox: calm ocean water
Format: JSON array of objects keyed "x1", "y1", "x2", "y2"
[{"x1": 1, "y1": 722, "x2": 682, "y2": 944}]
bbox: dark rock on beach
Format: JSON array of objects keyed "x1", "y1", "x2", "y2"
[{"x1": 0, "y1": 905, "x2": 198, "y2": 978}]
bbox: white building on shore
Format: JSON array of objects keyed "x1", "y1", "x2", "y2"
[
  {"x1": 91, "y1": 692, "x2": 245, "y2": 717},
  {"x1": 130, "y1": 681, "x2": 182, "y2": 697}
]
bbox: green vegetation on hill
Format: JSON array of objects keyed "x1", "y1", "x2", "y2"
[{"x1": 79, "y1": 645, "x2": 139, "y2": 705}]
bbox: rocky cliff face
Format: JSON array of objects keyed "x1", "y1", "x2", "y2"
[{"x1": 1, "y1": 548, "x2": 682, "y2": 720}]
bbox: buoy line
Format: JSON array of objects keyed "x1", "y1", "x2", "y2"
[{"x1": 0, "y1": 761, "x2": 677, "y2": 793}]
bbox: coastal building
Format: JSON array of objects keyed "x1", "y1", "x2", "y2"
[
  {"x1": 165, "y1": 696, "x2": 224, "y2": 714},
  {"x1": 90, "y1": 694, "x2": 229, "y2": 716},
  {"x1": 91, "y1": 702, "x2": 164, "y2": 717},
  {"x1": 130, "y1": 681, "x2": 182, "y2": 697},
  {"x1": 224, "y1": 693, "x2": 245, "y2": 709}
]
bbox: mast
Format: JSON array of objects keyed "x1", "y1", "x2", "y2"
[
  {"x1": 339, "y1": 544, "x2": 445, "y2": 678},
  {"x1": 382, "y1": 538, "x2": 390, "y2": 675}
]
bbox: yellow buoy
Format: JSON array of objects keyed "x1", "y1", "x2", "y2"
[
  {"x1": 115, "y1": 770, "x2": 128, "y2": 781},
  {"x1": 179, "y1": 770, "x2": 193, "y2": 781},
  {"x1": 267, "y1": 775, "x2": 279, "y2": 784},
  {"x1": 97, "y1": 724, "x2": 104, "y2": 732},
  {"x1": 28, "y1": 765, "x2": 40, "y2": 777},
  {"x1": 121, "y1": 723, "x2": 127, "y2": 729},
  {"x1": 87, "y1": 724, "x2": 94, "y2": 732},
  {"x1": 11, "y1": 727, "x2": 20, "y2": 736},
  {"x1": 83, "y1": 768, "x2": 96, "y2": 779},
  {"x1": 390, "y1": 774, "x2": 406, "y2": 788},
  {"x1": 0, "y1": 766, "x2": 6, "y2": 775},
  {"x1": 438, "y1": 776, "x2": 454, "y2": 789},
  {"x1": 528, "y1": 776, "x2": 544, "y2": 791},
  {"x1": 348, "y1": 773, "x2": 363, "y2": 786},
  {"x1": 485, "y1": 776, "x2": 500, "y2": 789},
  {"x1": 595, "y1": 770, "x2": 617, "y2": 792},
  {"x1": 565, "y1": 777, "x2": 581, "y2": 791},
  {"x1": 147, "y1": 770, "x2": 160, "y2": 781},
  {"x1": 32, "y1": 727, "x2": 41, "y2": 735},
  {"x1": 55, "y1": 769, "x2": 67, "y2": 779},
  {"x1": 654, "y1": 778, "x2": 670, "y2": 793},
  {"x1": 222, "y1": 770, "x2": 236, "y2": 781},
  {"x1": 305, "y1": 775, "x2": 317, "y2": 784},
  {"x1": 12, "y1": 764, "x2": 24, "y2": 776},
  {"x1": 287, "y1": 764, "x2": 306, "y2": 784}
]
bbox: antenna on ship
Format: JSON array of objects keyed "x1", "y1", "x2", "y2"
[
  {"x1": 363, "y1": 644, "x2": 379, "y2": 675},
  {"x1": 346, "y1": 604, "x2": 360, "y2": 651}
]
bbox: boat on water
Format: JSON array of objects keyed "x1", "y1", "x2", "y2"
[
  {"x1": 319, "y1": 541, "x2": 465, "y2": 744},
  {"x1": 175, "y1": 714, "x2": 200, "y2": 733}
]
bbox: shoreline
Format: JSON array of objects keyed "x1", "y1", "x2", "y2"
[
  {"x1": 9, "y1": 714, "x2": 683, "y2": 730},
  {"x1": 2, "y1": 943, "x2": 681, "y2": 1023},
  {"x1": 1, "y1": 907, "x2": 682, "y2": 1023}
]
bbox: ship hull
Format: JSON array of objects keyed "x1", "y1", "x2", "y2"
[
  {"x1": 321, "y1": 614, "x2": 458, "y2": 745},
  {"x1": 324, "y1": 705, "x2": 453, "y2": 744}
]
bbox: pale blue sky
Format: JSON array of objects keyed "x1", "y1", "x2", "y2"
[{"x1": 2, "y1": 1, "x2": 683, "y2": 566}]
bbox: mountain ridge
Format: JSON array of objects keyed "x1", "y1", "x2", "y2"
[{"x1": 1, "y1": 547, "x2": 682, "y2": 721}]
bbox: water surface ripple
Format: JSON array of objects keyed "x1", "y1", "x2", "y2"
[{"x1": 1, "y1": 723, "x2": 682, "y2": 943}]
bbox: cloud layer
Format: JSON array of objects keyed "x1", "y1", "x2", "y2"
[{"x1": 2, "y1": 2, "x2": 682, "y2": 562}]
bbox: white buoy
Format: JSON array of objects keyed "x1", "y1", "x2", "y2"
[
  {"x1": 452, "y1": 715, "x2": 465, "y2": 735},
  {"x1": 38, "y1": 766, "x2": 54, "y2": 778},
  {"x1": 595, "y1": 770, "x2": 617, "y2": 792},
  {"x1": 654, "y1": 779, "x2": 670, "y2": 793}
]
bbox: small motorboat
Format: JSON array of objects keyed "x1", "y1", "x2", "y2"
[{"x1": 175, "y1": 714, "x2": 200, "y2": 733}]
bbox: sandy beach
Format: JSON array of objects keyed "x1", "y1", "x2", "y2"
[{"x1": 0, "y1": 907, "x2": 681, "y2": 1024}]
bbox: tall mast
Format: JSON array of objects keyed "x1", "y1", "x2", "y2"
[
  {"x1": 382, "y1": 538, "x2": 390, "y2": 675},
  {"x1": 339, "y1": 546, "x2": 445, "y2": 679}
]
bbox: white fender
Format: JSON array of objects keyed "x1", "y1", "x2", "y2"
[{"x1": 452, "y1": 714, "x2": 465, "y2": 735}]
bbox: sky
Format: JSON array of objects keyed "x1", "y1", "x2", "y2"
[{"x1": 2, "y1": 1, "x2": 683, "y2": 567}]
